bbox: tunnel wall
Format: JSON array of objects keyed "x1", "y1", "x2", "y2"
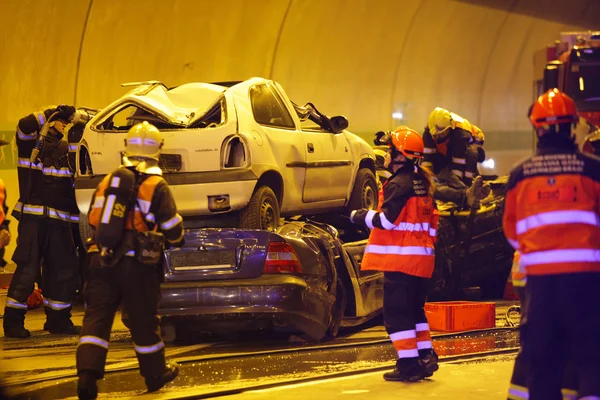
[{"x1": 0, "y1": 0, "x2": 596, "y2": 259}]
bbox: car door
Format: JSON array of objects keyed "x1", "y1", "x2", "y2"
[{"x1": 300, "y1": 122, "x2": 353, "y2": 203}]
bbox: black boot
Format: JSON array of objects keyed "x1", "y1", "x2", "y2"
[
  {"x1": 3, "y1": 307, "x2": 30, "y2": 338},
  {"x1": 77, "y1": 371, "x2": 98, "y2": 400},
  {"x1": 145, "y1": 362, "x2": 180, "y2": 392},
  {"x1": 49, "y1": 324, "x2": 81, "y2": 335},
  {"x1": 419, "y1": 349, "x2": 439, "y2": 377},
  {"x1": 383, "y1": 357, "x2": 425, "y2": 382}
]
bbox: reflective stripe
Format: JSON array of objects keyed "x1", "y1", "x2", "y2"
[
  {"x1": 68, "y1": 144, "x2": 78, "y2": 152},
  {"x1": 79, "y1": 335, "x2": 109, "y2": 349},
  {"x1": 23, "y1": 205, "x2": 45, "y2": 215},
  {"x1": 415, "y1": 323, "x2": 429, "y2": 331},
  {"x1": 35, "y1": 112, "x2": 46, "y2": 128},
  {"x1": 452, "y1": 169, "x2": 463, "y2": 177},
  {"x1": 465, "y1": 171, "x2": 474, "y2": 178},
  {"x1": 42, "y1": 166, "x2": 72, "y2": 177},
  {"x1": 17, "y1": 158, "x2": 42, "y2": 170},
  {"x1": 364, "y1": 210, "x2": 376, "y2": 229},
  {"x1": 508, "y1": 384, "x2": 529, "y2": 400},
  {"x1": 520, "y1": 249, "x2": 600, "y2": 266},
  {"x1": 145, "y1": 213, "x2": 156, "y2": 223},
  {"x1": 389, "y1": 330, "x2": 416, "y2": 341},
  {"x1": 101, "y1": 194, "x2": 116, "y2": 224},
  {"x1": 508, "y1": 238, "x2": 519, "y2": 250},
  {"x1": 379, "y1": 212, "x2": 396, "y2": 230},
  {"x1": 92, "y1": 196, "x2": 105, "y2": 209},
  {"x1": 578, "y1": 396, "x2": 600, "y2": 400},
  {"x1": 6, "y1": 297, "x2": 28, "y2": 310},
  {"x1": 43, "y1": 298, "x2": 72, "y2": 310},
  {"x1": 134, "y1": 341, "x2": 165, "y2": 354},
  {"x1": 125, "y1": 250, "x2": 135, "y2": 256},
  {"x1": 423, "y1": 148, "x2": 436, "y2": 154},
  {"x1": 365, "y1": 245, "x2": 434, "y2": 256},
  {"x1": 110, "y1": 176, "x2": 121, "y2": 188},
  {"x1": 398, "y1": 349, "x2": 420, "y2": 358},
  {"x1": 160, "y1": 214, "x2": 182, "y2": 230},
  {"x1": 416, "y1": 340, "x2": 432, "y2": 349},
  {"x1": 17, "y1": 127, "x2": 37, "y2": 140},
  {"x1": 452, "y1": 157, "x2": 466, "y2": 164},
  {"x1": 516, "y1": 210, "x2": 599, "y2": 235},
  {"x1": 137, "y1": 199, "x2": 151, "y2": 214}
]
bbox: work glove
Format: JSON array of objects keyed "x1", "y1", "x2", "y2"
[
  {"x1": 56, "y1": 105, "x2": 76, "y2": 120},
  {"x1": 374, "y1": 131, "x2": 391, "y2": 146},
  {"x1": 0, "y1": 229, "x2": 11, "y2": 248}
]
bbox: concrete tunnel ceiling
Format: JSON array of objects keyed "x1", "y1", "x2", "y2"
[{"x1": 1, "y1": 0, "x2": 599, "y2": 152}]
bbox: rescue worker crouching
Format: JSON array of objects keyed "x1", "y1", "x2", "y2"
[
  {"x1": 76, "y1": 122, "x2": 184, "y2": 400},
  {"x1": 3, "y1": 106, "x2": 82, "y2": 338},
  {"x1": 351, "y1": 127, "x2": 439, "y2": 382},
  {"x1": 0, "y1": 139, "x2": 11, "y2": 268},
  {"x1": 503, "y1": 89, "x2": 600, "y2": 399}
]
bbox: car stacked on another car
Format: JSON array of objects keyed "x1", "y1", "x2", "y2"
[{"x1": 73, "y1": 77, "x2": 378, "y2": 235}]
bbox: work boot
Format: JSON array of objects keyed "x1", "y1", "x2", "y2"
[
  {"x1": 47, "y1": 319, "x2": 81, "y2": 335},
  {"x1": 145, "y1": 362, "x2": 180, "y2": 392},
  {"x1": 77, "y1": 371, "x2": 98, "y2": 400},
  {"x1": 3, "y1": 308, "x2": 30, "y2": 338},
  {"x1": 383, "y1": 358, "x2": 425, "y2": 382},
  {"x1": 465, "y1": 176, "x2": 483, "y2": 208},
  {"x1": 419, "y1": 349, "x2": 439, "y2": 377}
]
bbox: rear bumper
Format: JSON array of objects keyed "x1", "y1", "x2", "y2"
[{"x1": 158, "y1": 274, "x2": 334, "y2": 339}]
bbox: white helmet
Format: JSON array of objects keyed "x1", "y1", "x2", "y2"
[{"x1": 123, "y1": 121, "x2": 164, "y2": 173}]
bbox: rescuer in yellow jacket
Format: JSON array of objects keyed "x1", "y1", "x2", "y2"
[
  {"x1": 503, "y1": 89, "x2": 600, "y2": 399},
  {"x1": 351, "y1": 127, "x2": 439, "y2": 382},
  {"x1": 76, "y1": 122, "x2": 184, "y2": 400}
]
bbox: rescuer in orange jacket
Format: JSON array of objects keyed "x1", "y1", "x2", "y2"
[
  {"x1": 351, "y1": 127, "x2": 439, "y2": 382},
  {"x1": 507, "y1": 252, "x2": 579, "y2": 400},
  {"x1": 0, "y1": 139, "x2": 11, "y2": 268},
  {"x1": 3, "y1": 106, "x2": 82, "y2": 339},
  {"x1": 76, "y1": 122, "x2": 184, "y2": 400},
  {"x1": 503, "y1": 89, "x2": 600, "y2": 399}
]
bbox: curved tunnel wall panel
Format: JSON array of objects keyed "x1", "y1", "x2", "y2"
[
  {"x1": 0, "y1": 0, "x2": 90, "y2": 128},
  {"x1": 76, "y1": 0, "x2": 290, "y2": 108}
]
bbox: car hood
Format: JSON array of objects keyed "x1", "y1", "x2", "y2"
[{"x1": 130, "y1": 82, "x2": 227, "y2": 126}]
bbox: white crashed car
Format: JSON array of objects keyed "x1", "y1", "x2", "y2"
[{"x1": 73, "y1": 77, "x2": 378, "y2": 231}]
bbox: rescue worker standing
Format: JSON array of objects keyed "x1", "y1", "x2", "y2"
[
  {"x1": 503, "y1": 89, "x2": 600, "y2": 399},
  {"x1": 351, "y1": 127, "x2": 439, "y2": 382},
  {"x1": 422, "y1": 107, "x2": 472, "y2": 182},
  {"x1": 76, "y1": 122, "x2": 184, "y2": 399},
  {"x1": 0, "y1": 139, "x2": 11, "y2": 268},
  {"x1": 3, "y1": 106, "x2": 81, "y2": 338}
]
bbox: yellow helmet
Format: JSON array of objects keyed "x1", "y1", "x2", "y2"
[
  {"x1": 427, "y1": 107, "x2": 453, "y2": 138},
  {"x1": 471, "y1": 124, "x2": 485, "y2": 144},
  {"x1": 123, "y1": 121, "x2": 163, "y2": 164}
]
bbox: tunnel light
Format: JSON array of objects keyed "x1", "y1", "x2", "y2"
[
  {"x1": 481, "y1": 158, "x2": 495, "y2": 169},
  {"x1": 580, "y1": 77, "x2": 585, "y2": 91},
  {"x1": 392, "y1": 112, "x2": 404, "y2": 120}
]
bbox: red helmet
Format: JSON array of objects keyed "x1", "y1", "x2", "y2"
[
  {"x1": 529, "y1": 89, "x2": 578, "y2": 129},
  {"x1": 390, "y1": 126, "x2": 424, "y2": 159}
]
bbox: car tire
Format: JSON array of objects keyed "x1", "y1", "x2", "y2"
[
  {"x1": 239, "y1": 186, "x2": 280, "y2": 231},
  {"x1": 347, "y1": 168, "x2": 378, "y2": 213},
  {"x1": 323, "y1": 277, "x2": 347, "y2": 340},
  {"x1": 78, "y1": 212, "x2": 93, "y2": 249}
]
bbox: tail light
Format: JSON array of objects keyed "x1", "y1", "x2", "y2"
[{"x1": 264, "y1": 241, "x2": 303, "y2": 274}]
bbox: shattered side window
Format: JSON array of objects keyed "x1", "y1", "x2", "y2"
[
  {"x1": 250, "y1": 85, "x2": 295, "y2": 129},
  {"x1": 96, "y1": 105, "x2": 171, "y2": 131}
]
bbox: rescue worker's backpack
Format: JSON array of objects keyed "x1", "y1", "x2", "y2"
[{"x1": 95, "y1": 167, "x2": 137, "y2": 264}]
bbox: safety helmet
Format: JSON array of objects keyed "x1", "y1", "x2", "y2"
[
  {"x1": 427, "y1": 107, "x2": 453, "y2": 138},
  {"x1": 123, "y1": 121, "x2": 163, "y2": 162},
  {"x1": 390, "y1": 126, "x2": 424, "y2": 159},
  {"x1": 471, "y1": 124, "x2": 485, "y2": 145},
  {"x1": 529, "y1": 89, "x2": 578, "y2": 134}
]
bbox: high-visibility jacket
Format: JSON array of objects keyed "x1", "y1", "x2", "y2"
[
  {"x1": 422, "y1": 123, "x2": 471, "y2": 180},
  {"x1": 12, "y1": 110, "x2": 79, "y2": 224},
  {"x1": 351, "y1": 164, "x2": 439, "y2": 278},
  {"x1": 88, "y1": 168, "x2": 184, "y2": 253},
  {"x1": 503, "y1": 140, "x2": 600, "y2": 276},
  {"x1": 511, "y1": 251, "x2": 527, "y2": 287}
]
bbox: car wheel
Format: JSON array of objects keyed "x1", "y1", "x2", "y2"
[
  {"x1": 347, "y1": 168, "x2": 378, "y2": 213},
  {"x1": 239, "y1": 186, "x2": 280, "y2": 231},
  {"x1": 78, "y1": 213, "x2": 93, "y2": 249},
  {"x1": 323, "y1": 277, "x2": 347, "y2": 340}
]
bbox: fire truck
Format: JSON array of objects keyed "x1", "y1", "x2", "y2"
[{"x1": 533, "y1": 31, "x2": 600, "y2": 152}]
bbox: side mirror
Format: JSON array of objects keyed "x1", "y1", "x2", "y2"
[{"x1": 330, "y1": 116, "x2": 349, "y2": 133}]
